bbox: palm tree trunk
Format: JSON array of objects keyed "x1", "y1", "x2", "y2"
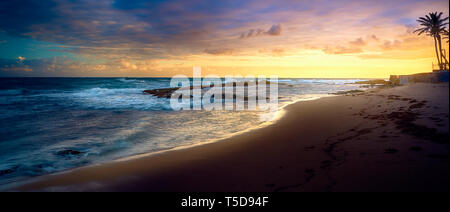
[
  {"x1": 434, "y1": 36, "x2": 442, "y2": 70},
  {"x1": 437, "y1": 35, "x2": 445, "y2": 70},
  {"x1": 442, "y1": 49, "x2": 449, "y2": 70},
  {"x1": 437, "y1": 35, "x2": 449, "y2": 70}
]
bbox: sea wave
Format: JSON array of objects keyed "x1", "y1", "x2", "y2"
[
  {"x1": 31, "y1": 87, "x2": 172, "y2": 110},
  {"x1": 0, "y1": 78, "x2": 371, "y2": 188}
]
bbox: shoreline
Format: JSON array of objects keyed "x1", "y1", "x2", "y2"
[
  {"x1": 1, "y1": 93, "x2": 328, "y2": 190},
  {"x1": 83, "y1": 94, "x2": 335, "y2": 164},
  {"x1": 7, "y1": 83, "x2": 449, "y2": 192}
]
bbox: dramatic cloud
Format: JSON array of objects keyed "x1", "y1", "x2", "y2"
[
  {"x1": 382, "y1": 40, "x2": 403, "y2": 50},
  {"x1": 0, "y1": 67, "x2": 33, "y2": 72},
  {"x1": 370, "y1": 35, "x2": 380, "y2": 42},
  {"x1": 239, "y1": 24, "x2": 282, "y2": 39},
  {"x1": 0, "y1": 0, "x2": 448, "y2": 77},
  {"x1": 323, "y1": 37, "x2": 368, "y2": 54},
  {"x1": 322, "y1": 46, "x2": 363, "y2": 55},
  {"x1": 204, "y1": 48, "x2": 235, "y2": 55},
  {"x1": 18, "y1": 56, "x2": 26, "y2": 62},
  {"x1": 349, "y1": 38, "x2": 367, "y2": 46},
  {"x1": 258, "y1": 48, "x2": 286, "y2": 57},
  {"x1": 266, "y1": 24, "x2": 282, "y2": 36},
  {"x1": 0, "y1": 59, "x2": 32, "y2": 73}
]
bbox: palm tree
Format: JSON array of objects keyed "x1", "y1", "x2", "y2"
[
  {"x1": 444, "y1": 30, "x2": 449, "y2": 43},
  {"x1": 414, "y1": 12, "x2": 449, "y2": 70},
  {"x1": 443, "y1": 30, "x2": 449, "y2": 69}
]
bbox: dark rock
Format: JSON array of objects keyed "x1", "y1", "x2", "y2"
[
  {"x1": 143, "y1": 87, "x2": 180, "y2": 98},
  {"x1": 353, "y1": 79, "x2": 389, "y2": 85},
  {"x1": 144, "y1": 84, "x2": 273, "y2": 101}
]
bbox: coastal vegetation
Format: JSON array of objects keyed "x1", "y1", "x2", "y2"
[{"x1": 414, "y1": 12, "x2": 449, "y2": 70}]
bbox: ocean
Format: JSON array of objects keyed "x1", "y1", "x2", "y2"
[{"x1": 0, "y1": 77, "x2": 367, "y2": 188}]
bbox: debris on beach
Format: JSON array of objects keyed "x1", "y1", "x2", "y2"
[{"x1": 331, "y1": 90, "x2": 364, "y2": 95}]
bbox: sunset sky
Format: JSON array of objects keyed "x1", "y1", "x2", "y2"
[{"x1": 0, "y1": 0, "x2": 448, "y2": 78}]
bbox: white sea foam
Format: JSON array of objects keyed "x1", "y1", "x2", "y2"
[{"x1": 0, "y1": 78, "x2": 370, "y2": 188}]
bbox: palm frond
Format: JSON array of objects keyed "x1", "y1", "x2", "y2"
[
  {"x1": 414, "y1": 28, "x2": 429, "y2": 35},
  {"x1": 414, "y1": 12, "x2": 449, "y2": 37}
]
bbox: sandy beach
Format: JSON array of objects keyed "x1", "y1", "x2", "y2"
[{"x1": 9, "y1": 83, "x2": 449, "y2": 192}]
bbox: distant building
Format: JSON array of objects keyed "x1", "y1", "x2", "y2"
[
  {"x1": 399, "y1": 76, "x2": 409, "y2": 85},
  {"x1": 390, "y1": 71, "x2": 449, "y2": 85}
]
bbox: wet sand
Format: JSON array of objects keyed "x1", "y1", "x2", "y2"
[{"x1": 10, "y1": 83, "x2": 449, "y2": 192}]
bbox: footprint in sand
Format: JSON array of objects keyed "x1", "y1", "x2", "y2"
[
  {"x1": 265, "y1": 183, "x2": 275, "y2": 188},
  {"x1": 321, "y1": 160, "x2": 332, "y2": 169},
  {"x1": 409, "y1": 146, "x2": 423, "y2": 152},
  {"x1": 304, "y1": 146, "x2": 316, "y2": 151},
  {"x1": 385, "y1": 148, "x2": 399, "y2": 154}
]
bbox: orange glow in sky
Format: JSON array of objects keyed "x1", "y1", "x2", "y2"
[{"x1": 0, "y1": 0, "x2": 448, "y2": 78}]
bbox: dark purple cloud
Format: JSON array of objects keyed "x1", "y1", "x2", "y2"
[
  {"x1": 267, "y1": 24, "x2": 282, "y2": 36},
  {"x1": 0, "y1": 0, "x2": 59, "y2": 36},
  {"x1": 0, "y1": 0, "x2": 448, "y2": 76},
  {"x1": 204, "y1": 48, "x2": 235, "y2": 55},
  {"x1": 349, "y1": 38, "x2": 366, "y2": 46},
  {"x1": 0, "y1": 0, "x2": 446, "y2": 48},
  {"x1": 239, "y1": 24, "x2": 282, "y2": 39}
]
